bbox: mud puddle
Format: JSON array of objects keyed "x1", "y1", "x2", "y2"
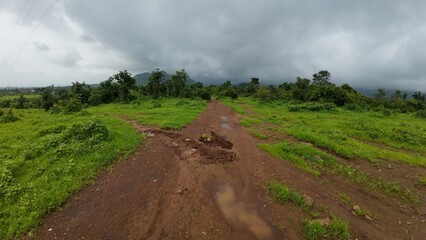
[{"x1": 215, "y1": 184, "x2": 273, "y2": 240}]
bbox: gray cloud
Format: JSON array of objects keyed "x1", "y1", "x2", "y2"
[
  {"x1": 33, "y1": 41, "x2": 50, "y2": 51},
  {"x1": 1, "y1": 0, "x2": 426, "y2": 90}
]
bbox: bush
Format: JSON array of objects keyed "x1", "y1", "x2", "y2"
[
  {"x1": 288, "y1": 103, "x2": 335, "y2": 112},
  {"x1": 415, "y1": 110, "x2": 426, "y2": 118},
  {"x1": 224, "y1": 88, "x2": 238, "y2": 99},
  {"x1": 198, "y1": 89, "x2": 211, "y2": 100},
  {"x1": 0, "y1": 109, "x2": 19, "y2": 123}
]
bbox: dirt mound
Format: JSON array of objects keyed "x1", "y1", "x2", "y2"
[
  {"x1": 199, "y1": 131, "x2": 233, "y2": 149},
  {"x1": 198, "y1": 146, "x2": 237, "y2": 164}
]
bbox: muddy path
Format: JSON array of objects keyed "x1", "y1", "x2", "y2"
[{"x1": 34, "y1": 101, "x2": 425, "y2": 240}]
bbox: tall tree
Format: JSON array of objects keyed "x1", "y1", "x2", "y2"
[
  {"x1": 147, "y1": 69, "x2": 166, "y2": 99},
  {"x1": 170, "y1": 69, "x2": 187, "y2": 97},
  {"x1": 312, "y1": 70, "x2": 332, "y2": 85},
  {"x1": 112, "y1": 70, "x2": 136, "y2": 101}
]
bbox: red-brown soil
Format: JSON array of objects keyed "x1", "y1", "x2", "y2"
[{"x1": 34, "y1": 101, "x2": 426, "y2": 240}]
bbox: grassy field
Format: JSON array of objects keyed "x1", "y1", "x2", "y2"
[
  {"x1": 0, "y1": 98, "x2": 206, "y2": 239},
  {"x1": 221, "y1": 97, "x2": 425, "y2": 203},
  {"x1": 0, "y1": 94, "x2": 41, "y2": 100},
  {"x1": 221, "y1": 98, "x2": 426, "y2": 166}
]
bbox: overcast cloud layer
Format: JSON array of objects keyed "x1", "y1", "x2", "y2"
[{"x1": 1, "y1": 0, "x2": 425, "y2": 90}]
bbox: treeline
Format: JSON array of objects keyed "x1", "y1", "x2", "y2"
[{"x1": 1, "y1": 69, "x2": 425, "y2": 117}]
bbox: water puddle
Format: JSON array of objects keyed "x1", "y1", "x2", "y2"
[
  {"x1": 220, "y1": 116, "x2": 231, "y2": 130},
  {"x1": 220, "y1": 123, "x2": 231, "y2": 129},
  {"x1": 215, "y1": 184, "x2": 273, "y2": 239}
]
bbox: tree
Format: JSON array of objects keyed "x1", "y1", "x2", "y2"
[
  {"x1": 112, "y1": 70, "x2": 136, "y2": 101},
  {"x1": 97, "y1": 79, "x2": 119, "y2": 103},
  {"x1": 412, "y1": 91, "x2": 425, "y2": 102},
  {"x1": 71, "y1": 81, "x2": 92, "y2": 104},
  {"x1": 41, "y1": 88, "x2": 55, "y2": 111},
  {"x1": 16, "y1": 95, "x2": 27, "y2": 109},
  {"x1": 170, "y1": 69, "x2": 187, "y2": 97},
  {"x1": 373, "y1": 88, "x2": 386, "y2": 100},
  {"x1": 147, "y1": 69, "x2": 166, "y2": 99},
  {"x1": 291, "y1": 77, "x2": 310, "y2": 101},
  {"x1": 312, "y1": 70, "x2": 332, "y2": 85}
]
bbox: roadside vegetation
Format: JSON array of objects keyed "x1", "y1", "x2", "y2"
[
  {"x1": 1, "y1": 68, "x2": 425, "y2": 238},
  {"x1": 268, "y1": 182, "x2": 351, "y2": 240}
]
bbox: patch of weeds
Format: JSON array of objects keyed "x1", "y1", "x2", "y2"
[
  {"x1": 303, "y1": 217, "x2": 350, "y2": 240},
  {"x1": 303, "y1": 220, "x2": 327, "y2": 240},
  {"x1": 337, "y1": 193, "x2": 350, "y2": 204},
  {"x1": 267, "y1": 182, "x2": 311, "y2": 211},
  {"x1": 353, "y1": 206, "x2": 371, "y2": 218},
  {"x1": 240, "y1": 117, "x2": 261, "y2": 127},
  {"x1": 221, "y1": 163, "x2": 229, "y2": 170},
  {"x1": 274, "y1": 224, "x2": 286, "y2": 233},
  {"x1": 250, "y1": 129, "x2": 268, "y2": 140},
  {"x1": 0, "y1": 109, "x2": 19, "y2": 123},
  {"x1": 417, "y1": 177, "x2": 426, "y2": 186}
]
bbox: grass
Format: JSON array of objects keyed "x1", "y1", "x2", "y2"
[
  {"x1": 0, "y1": 98, "x2": 206, "y2": 239},
  {"x1": 0, "y1": 94, "x2": 41, "y2": 100},
  {"x1": 303, "y1": 217, "x2": 351, "y2": 240},
  {"x1": 267, "y1": 182, "x2": 351, "y2": 240},
  {"x1": 249, "y1": 129, "x2": 268, "y2": 140},
  {"x1": 259, "y1": 141, "x2": 419, "y2": 203},
  {"x1": 221, "y1": 97, "x2": 426, "y2": 166},
  {"x1": 88, "y1": 98, "x2": 206, "y2": 129},
  {"x1": 240, "y1": 117, "x2": 262, "y2": 127},
  {"x1": 417, "y1": 177, "x2": 426, "y2": 186},
  {"x1": 337, "y1": 193, "x2": 351, "y2": 204},
  {"x1": 267, "y1": 182, "x2": 311, "y2": 211}
]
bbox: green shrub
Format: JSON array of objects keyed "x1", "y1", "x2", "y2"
[
  {"x1": 415, "y1": 110, "x2": 426, "y2": 118},
  {"x1": 0, "y1": 109, "x2": 19, "y2": 123},
  {"x1": 288, "y1": 103, "x2": 335, "y2": 112}
]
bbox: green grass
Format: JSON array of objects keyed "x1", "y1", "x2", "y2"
[
  {"x1": 267, "y1": 182, "x2": 311, "y2": 211},
  {"x1": 267, "y1": 182, "x2": 351, "y2": 240},
  {"x1": 259, "y1": 141, "x2": 418, "y2": 203},
  {"x1": 88, "y1": 98, "x2": 206, "y2": 129},
  {"x1": 303, "y1": 217, "x2": 351, "y2": 240},
  {"x1": 249, "y1": 129, "x2": 268, "y2": 140},
  {"x1": 418, "y1": 177, "x2": 426, "y2": 186},
  {"x1": 0, "y1": 98, "x2": 206, "y2": 239},
  {"x1": 0, "y1": 94, "x2": 41, "y2": 100},
  {"x1": 240, "y1": 117, "x2": 262, "y2": 127},
  {"x1": 222, "y1": 97, "x2": 426, "y2": 166}
]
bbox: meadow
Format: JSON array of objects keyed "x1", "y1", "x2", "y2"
[
  {"x1": 221, "y1": 98, "x2": 426, "y2": 202},
  {"x1": 0, "y1": 98, "x2": 206, "y2": 239}
]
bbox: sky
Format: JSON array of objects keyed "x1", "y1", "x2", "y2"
[{"x1": 0, "y1": 0, "x2": 425, "y2": 91}]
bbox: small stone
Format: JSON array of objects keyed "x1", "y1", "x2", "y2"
[
  {"x1": 378, "y1": 169, "x2": 382, "y2": 172},
  {"x1": 48, "y1": 228, "x2": 53, "y2": 232},
  {"x1": 172, "y1": 142, "x2": 179, "y2": 148},
  {"x1": 353, "y1": 205, "x2": 360, "y2": 211},
  {"x1": 365, "y1": 215, "x2": 373, "y2": 221},
  {"x1": 202, "y1": 231, "x2": 207, "y2": 235},
  {"x1": 185, "y1": 138, "x2": 191, "y2": 142},
  {"x1": 387, "y1": 164, "x2": 392, "y2": 169},
  {"x1": 407, "y1": 221, "x2": 411, "y2": 225},
  {"x1": 398, "y1": 220, "x2": 402, "y2": 225},
  {"x1": 351, "y1": 211, "x2": 358, "y2": 216},
  {"x1": 153, "y1": 179, "x2": 157, "y2": 183}
]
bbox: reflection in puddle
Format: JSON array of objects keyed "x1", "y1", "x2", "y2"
[
  {"x1": 215, "y1": 184, "x2": 273, "y2": 239},
  {"x1": 220, "y1": 123, "x2": 231, "y2": 129},
  {"x1": 220, "y1": 116, "x2": 228, "y2": 122}
]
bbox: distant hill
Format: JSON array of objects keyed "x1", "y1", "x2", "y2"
[{"x1": 134, "y1": 72, "x2": 197, "y2": 85}]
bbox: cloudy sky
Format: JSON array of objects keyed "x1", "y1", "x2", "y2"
[{"x1": 0, "y1": 0, "x2": 425, "y2": 90}]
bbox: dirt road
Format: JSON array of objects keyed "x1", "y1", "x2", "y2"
[{"x1": 35, "y1": 101, "x2": 425, "y2": 239}]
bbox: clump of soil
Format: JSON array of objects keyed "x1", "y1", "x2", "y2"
[
  {"x1": 199, "y1": 131, "x2": 233, "y2": 149},
  {"x1": 199, "y1": 147, "x2": 237, "y2": 164}
]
